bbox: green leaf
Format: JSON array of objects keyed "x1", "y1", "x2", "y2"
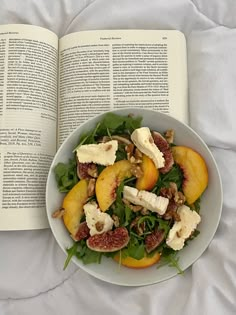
[
  {"x1": 96, "y1": 113, "x2": 142, "y2": 137},
  {"x1": 157, "y1": 247, "x2": 184, "y2": 274},
  {"x1": 128, "y1": 241, "x2": 145, "y2": 260},
  {"x1": 54, "y1": 157, "x2": 78, "y2": 193},
  {"x1": 115, "y1": 144, "x2": 127, "y2": 161},
  {"x1": 191, "y1": 197, "x2": 201, "y2": 213},
  {"x1": 123, "y1": 206, "x2": 132, "y2": 227},
  {"x1": 152, "y1": 164, "x2": 183, "y2": 194},
  {"x1": 80, "y1": 248, "x2": 102, "y2": 265},
  {"x1": 63, "y1": 242, "x2": 78, "y2": 270}
]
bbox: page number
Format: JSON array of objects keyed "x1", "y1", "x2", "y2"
[{"x1": 162, "y1": 37, "x2": 167, "y2": 40}]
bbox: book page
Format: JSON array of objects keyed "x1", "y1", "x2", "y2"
[
  {"x1": 58, "y1": 30, "x2": 188, "y2": 145},
  {"x1": 0, "y1": 25, "x2": 58, "y2": 230}
]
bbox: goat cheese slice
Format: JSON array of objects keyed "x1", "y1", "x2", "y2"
[
  {"x1": 123, "y1": 186, "x2": 169, "y2": 215},
  {"x1": 131, "y1": 127, "x2": 165, "y2": 168},
  {"x1": 166, "y1": 205, "x2": 201, "y2": 250},
  {"x1": 83, "y1": 202, "x2": 114, "y2": 236},
  {"x1": 76, "y1": 140, "x2": 118, "y2": 166}
]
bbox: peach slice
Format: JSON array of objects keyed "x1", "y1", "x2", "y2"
[
  {"x1": 113, "y1": 252, "x2": 161, "y2": 269},
  {"x1": 136, "y1": 154, "x2": 159, "y2": 191},
  {"x1": 172, "y1": 146, "x2": 208, "y2": 205},
  {"x1": 95, "y1": 160, "x2": 132, "y2": 211},
  {"x1": 62, "y1": 179, "x2": 89, "y2": 237}
]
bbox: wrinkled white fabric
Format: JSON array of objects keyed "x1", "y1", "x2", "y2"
[{"x1": 0, "y1": 0, "x2": 236, "y2": 314}]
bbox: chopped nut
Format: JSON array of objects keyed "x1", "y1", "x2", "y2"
[
  {"x1": 122, "y1": 198, "x2": 143, "y2": 212},
  {"x1": 87, "y1": 178, "x2": 96, "y2": 197},
  {"x1": 130, "y1": 216, "x2": 141, "y2": 229},
  {"x1": 129, "y1": 204, "x2": 143, "y2": 212},
  {"x1": 95, "y1": 221, "x2": 104, "y2": 232},
  {"x1": 125, "y1": 143, "x2": 134, "y2": 160},
  {"x1": 160, "y1": 182, "x2": 178, "y2": 199},
  {"x1": 174, "y1": 191, "x2": 186, "y2": 205},
  {"x1": 141, "y1": 207, "x2": 150, "y2": 215},
  {"x1": 164, "y1": 129, "x2": 174, "y2": 144},
  {"x1": 131, "y1": 164, "x2": 143, "y2": 178},
  {"x1": 130, "y1": 156, "x2": 136, "y2": 163},
  {"x1": 52, "y1": 207, "x2": 65, "y2": 218},
  {"x1": 134, "y1": 148, "x2": 143, "y2": 161},
  {"x1": 87, "y1": 164, "x2": 98, "y2": 178},
  {"x1": 130, "y1": 216, "x2": 145, "y2": 235},
  {"x1": 112, "y1": 214, "x2": 120, "y2": 227}
]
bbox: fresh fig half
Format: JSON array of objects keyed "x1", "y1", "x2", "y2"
[
  {"x1": 145, "y1": 229, "x2": 165, "y2": 253},
  {"x1": 77, "y1": 161, "x2": 98, "y2": 179},
  {"x1": 86, "y1": 227, "x2": 130, "y2": 252},
  {"x1": 74, "y1": 221, "x2": 90, "y2": 241},
  {"x1": 152, "y1": 131, "x2": 174, "y2": 174}
]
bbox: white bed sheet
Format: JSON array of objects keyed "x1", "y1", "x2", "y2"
[{"x1": 0, "y1": 0, "x2": 236, "y2": 314}]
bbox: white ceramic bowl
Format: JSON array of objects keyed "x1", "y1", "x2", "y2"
[{"x1": 46, "y1": 108, "x2": 223, "y2": 286}]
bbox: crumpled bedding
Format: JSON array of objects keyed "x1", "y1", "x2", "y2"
[{"x1": 1, "y1": 0, "x2": 236, "y2": 314}]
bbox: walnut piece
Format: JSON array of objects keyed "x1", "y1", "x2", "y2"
[
  {"x1": 52, "y1": 207, "x2": 65, "y2": 218},
  {"x1": 87, "y1": 178, "x2": 96, "y2": 197},
  {"x1": 164, "y1": 129, "x2": 174, "y2": 144},
  {"x1": 112, "y1": 214, "x2": 120, "y2": 227}
]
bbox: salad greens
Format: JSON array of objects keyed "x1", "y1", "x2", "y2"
[
  {"x1": 54, "y1": 158, "x2": 78, "y2": 193},
  {"x1": 54, "y1": 112, "x2": 202, "y2": 273}
]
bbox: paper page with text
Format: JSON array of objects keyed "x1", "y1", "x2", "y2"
[
  {"x1": 58, "y1": 29, "x2": 188, "y2": 145},
  {"x1": 0, "y1": 25, "x2": 58, "y2": 230}
]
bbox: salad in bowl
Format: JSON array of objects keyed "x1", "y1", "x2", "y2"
[{"x1": 46, "y1": 108, "x2": 222, "y2": 286}]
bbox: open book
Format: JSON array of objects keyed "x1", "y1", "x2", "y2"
[{"x1": 0, "y1": 24, "x2": 188, "y2": 230}]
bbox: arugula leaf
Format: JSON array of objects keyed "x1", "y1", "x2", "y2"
[
  {"x1": 63, "y1": 242, "x2": 78, "y2": 270},
  {"x1": 127, "y1": 237, "x2": 145, "y2": 260},
  {"x1": 115, "y1": 143, "x2": 127, "y2": 161},
  {"x1": 54, "y1": 157, "x2": 78, "y2": 193},
  {"x1": 185, "y1": 229, "x2": 200, "y2": 246},
  {"x1": 95, "y1": 113, "x2": 142, "y2": 136},
  {"x1": 152, "y1": 164, "x2": 183, "y2": 194},
  {"x1": 191, "y1": 197, "x2": 201, "y2": 213},
  {"x1": 157, "y1": 246, "x2": 183, "y2": 274},
  {"x1": 80, "y1": 248, "x2": 102, "y2": 265},
  {"x1": 76, "y1": 122, "x2": 101, "y2": 147},
  {"x1": 124, "y1": 206, "x2": 132, "y2": 227}
]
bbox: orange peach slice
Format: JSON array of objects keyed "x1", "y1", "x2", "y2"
[
  {"x1": 62, "y1": 179, "x2": 89, "y2": 237},
  {"x1": 172, "y1": 146, "x2": 208, "y2": 205},
  {"x1": 136, "y1": 154, "x2": 159, "y2": 191},
  {"x1": 114, "y1": 252, "x2": 161, "y2": 269},
  {"x1": 95, "y1": 160, "x2": 132, "y2": 211}
]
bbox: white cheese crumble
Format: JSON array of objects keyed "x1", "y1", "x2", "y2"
[
  {"x1": 83, "y1": 202, "x2": 114, "y2": 236},
  {"x1": 76, "y1": 140, "x2": 118, "y2": 166},
  {"x1": 166, "y1": 205, "x2": 201, "y2": 250},
  {"x1": 131, "y1": 127, "x2": 165, "y2": 168},
  {"x1": 123, "y1": 186, "x2": 169, "y2": 215}
]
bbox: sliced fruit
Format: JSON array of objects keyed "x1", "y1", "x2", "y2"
[
  {"x1": 86, "y1": 227, "x2": 129, "y2": 252},
  {"x1": 145, "y1": 229, "x2": 165, "y2": 253},
  {"x1": 114, "y1": 252, "x2": 161, "y2": 269},
  {"x1": 136, "y1": 154, "x2": 159, "y2": 191},
  {"x1": 152, "y1": 131, "x2": 174, "y2": 174},
  {"x1": 95, "y1": 160, "x2": 132, "y2": 211},
  {"x1": 62, "y1": 179, "x2": 89, "y2": 237},
  {"x1": 74, "y1": 221, "x2": 90, "y2": 241},
  {"x1": 172, "y1": 146, "x2": 208, "y2": 205}
]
